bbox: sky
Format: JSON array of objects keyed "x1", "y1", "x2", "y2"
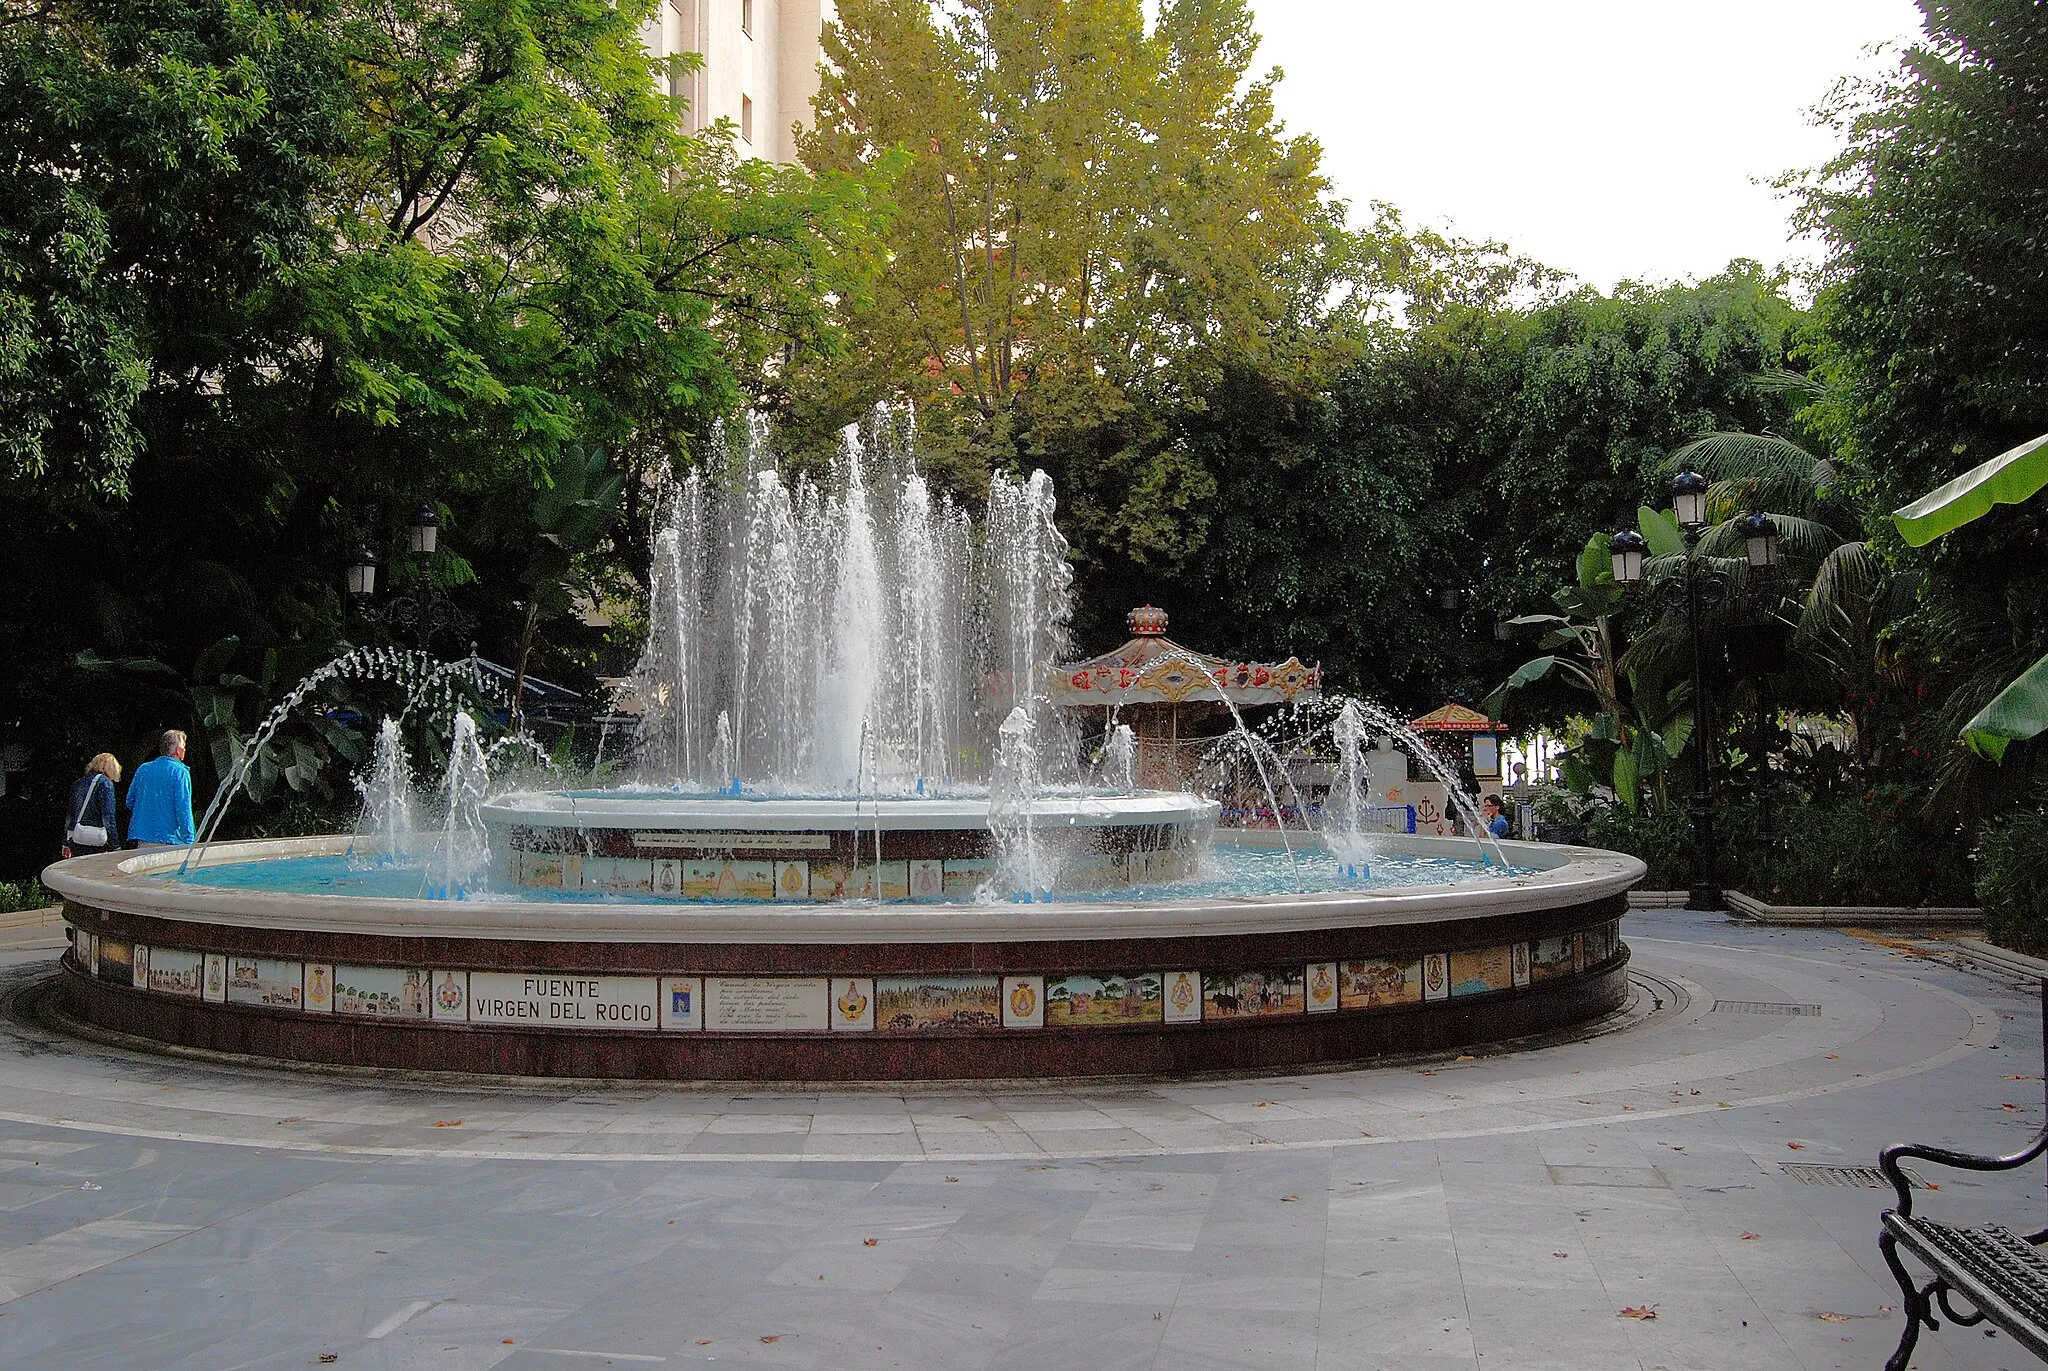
[{"x1": 1248, "y1": 1, "x2": 1926, "y2": 292}]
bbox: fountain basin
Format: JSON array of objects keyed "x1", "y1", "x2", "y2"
[
  {"x1": 481, "y1": 790, "x2": 1218, "y2": 898},
  {"x1": 43, "y1": 836, "x2": 1643, "y2": 1080}
]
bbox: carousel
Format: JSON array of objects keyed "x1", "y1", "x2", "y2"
[{"x1": 1052, "y1": 606, "x2": 1320, "y2": 789}]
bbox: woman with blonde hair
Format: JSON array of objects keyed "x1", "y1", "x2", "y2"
[{"x1": 61, "y1": 753, "x2": 122, "y2": 858}]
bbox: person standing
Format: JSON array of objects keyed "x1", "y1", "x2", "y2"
[
  {"x1": 127, "y1": 730, "x2": 195, "y2": 849},
  {"x1": 60, "y1": 753, "x2": 123, "y2": 858},
  {"x1": 1481, "y1": 793, "x2": 1512, "y2": 840}
]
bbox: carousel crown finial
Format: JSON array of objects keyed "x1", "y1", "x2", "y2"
[{"x1": 1127, "y1": 604, "x2": 1169, "y2": 636}]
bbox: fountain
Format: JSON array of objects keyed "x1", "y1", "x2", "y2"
[{"x1": 41, "y1": 413, "x2": 1644, "y2": 1081}]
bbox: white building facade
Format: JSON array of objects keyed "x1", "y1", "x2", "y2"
[{"x1": 643, "y1": 0, "x2": 833, "y2": 165}]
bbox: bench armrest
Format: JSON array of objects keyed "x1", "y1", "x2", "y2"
[{"x1": 1880, "y1": 1125, "x2": 2048, "y2": 1217}]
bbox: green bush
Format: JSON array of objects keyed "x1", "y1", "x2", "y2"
[
  {"x1": 0, "y1": 879, "x2": 54, "y2": 913},
  {"x1": 1582, "y1": 790, "x2": 1976, "y2": 908},
  {"x1": 1978, "y1": 812, "x2": 2048, "y2": 956}
]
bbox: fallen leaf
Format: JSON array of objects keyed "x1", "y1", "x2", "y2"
[
  {"x1": 667, "y1": 1219, "x2": 674, "y2": 1224},
  {"x1": 760, "y1": 1334, "x2": 780, "y2": 1343},
  {"x1": 433, "y1": 1120, "x2": 462, "y2": 1128},
  {"x1": 1456, "y1": 1054, "x2": 1475, "y2": 1062},
  {"x1": 1622, "y1": 1105, "x2": 1635, "y2": 1111},
  {"x1": 1825, "y1": 1054, "x2": 1838, "y2": 1060},
  {"x1": 277, "y1": 1117, "x2": 303, "y2": 1125},
  {"x1": 863, "y1": 1238, "x2": 878, "y2": 1246},
  {"x1": 944, "y1": 1176, "x2": 959, "y2": 1182},
  {"x1": 697, "y1": 1340, "x2": 711, "y2": 1346},
  {"x1": 1280, "y1": 1194, "x2": 1301, "y2": 1203},
  {"x1": 2004, "y1": 1103, "x2": 2021, "y2": 1112},
  {"x1": 502, "y1": 1340, "x2": 515, "y2": 1345},
  {"x1": 1619, "y1": 1305, "x2": 1658, "y2": 1320},
  {"x1": 1577, "y1": 1099, "x2": 1594, "y2": 1105},
  {"x1": 1817, "y1": 1312, "x2": 1849, "y2": 1323},
  {"x1": 1689, "y1": 1089, "x2": 1701, "y2": 1096},
  {"x1": 1419, "y1": 1070, "x2": 1437, "y2": 1077},
  {"x1": 1927, "y1": 1182, "x2": 1942, "y2": 1191},
  {"x1": 1552, "y1": 1251, "x2": 1569, "y2": 1259},
  {"x1": 1741, "y1": 1232, "x2": 1761, "y2": 1240},
  {"x1": 1256, "y1": 1100, "x2": 1272, "y2": 1107},
  {"x1": 1787, "y1": 1142, "x2": 1806, "y2": 1150}
]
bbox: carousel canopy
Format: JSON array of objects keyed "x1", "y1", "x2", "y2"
[
  {"x1": 1052, "y1": 606, "x2": 1320, "y2": 708},
  {"x1": 1409, "y1": 702, "x2": 1498, "y2": 733}
]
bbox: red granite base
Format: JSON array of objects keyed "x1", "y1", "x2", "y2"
[{"x1": 54, "y1": 894, "x2": 1631, "y2": 1081}]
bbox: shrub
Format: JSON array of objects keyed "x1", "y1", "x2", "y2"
[
  {"x1": 1978, "y1": 812, "x2": 2048, "y2": 956},
  {"x1": 1579, "y1": 790, "x2": 1975, "y2": 907},
  {"x1": 0, "y1": 879, "x2": 54, "y2": 914}
]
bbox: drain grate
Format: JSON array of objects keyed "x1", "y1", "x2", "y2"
[
  {"x1": 1783, "y1": 1163, "x2": 1922, "y2": 1188},
  {"x1": 1711, "y1": 1000, "x2": 1822, "y2": 1016}
]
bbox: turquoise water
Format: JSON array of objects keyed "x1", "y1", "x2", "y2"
[{"x1": 162, "y1": 844, "x2": 1521, "y2": 905}]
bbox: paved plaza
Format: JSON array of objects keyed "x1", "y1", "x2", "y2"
[{"x1": 0, "y1": 908, "x2": 2040, "y2": 1369}]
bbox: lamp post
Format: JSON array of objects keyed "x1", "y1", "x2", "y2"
[
  {"x1": 1607, "y1": 466, "x2": 1781, "y2": 913},
  {"x1": 346, "y1": 544, "x2": 379, "y2": 600},
  {"x1": 348, "y1": 504, "x2": 473, "y2": 653}
]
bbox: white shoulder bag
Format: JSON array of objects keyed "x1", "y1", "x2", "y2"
[{"x1": 68, "y1": 775, "x2": 110, "y2": 848}]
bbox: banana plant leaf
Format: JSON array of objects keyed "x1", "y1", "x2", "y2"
[
  {"x1": 1961, "y1": 652, "x2": 2048, "y2": 760},
  {"x1": 1892, "y1": 432, "x2": 2048, "y2": 547},
  {"x1": 1637, "y1": 506, "x2": 1686, "y2": 556},
  {"x1": 1577, "y1": 533, "x2": 1612, "y2": 590},
  {"x1": 1612, "y1": 747, "x2": 1639, "y2": 813}
]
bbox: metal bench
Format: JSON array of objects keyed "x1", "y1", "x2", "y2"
[{"x1": 1879, "y1": 979, "x2": 2048, "y2": 1369}]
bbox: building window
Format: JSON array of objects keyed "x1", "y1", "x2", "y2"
[
  {"x1": 741, "y1": 0, "x2": 752, "y2": 36},
  {"x1": 741, "y1": 94, "x2": 753, "y2": 144}
]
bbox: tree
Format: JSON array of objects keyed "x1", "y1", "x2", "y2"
[
  {"x1": 1798, "y1": 0, "x2": 2048, "y2": 803},
  {"x1": 1169, "y1": 248, "x2": 1805, "y2": 711},
  {"x1": 0, "y1": 0, "x2": 347, "y2": 500},
  {"x1": 795, "y1": 0, "x2": 1355, "y2": 594},
  {"x1": 0, "y1": 0, "x2": 889, "y2": 880}
]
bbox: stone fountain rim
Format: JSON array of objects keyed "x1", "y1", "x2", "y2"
[{"x1": 43, "y1": 837, "x2": 1646, "y2": 945}]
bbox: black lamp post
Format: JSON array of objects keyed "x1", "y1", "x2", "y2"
[
  {"x1": 407, "y1": 504, "x2": 439, "y2": 556},
  {"x1": 348, "y1": 503, "x2": 473, "y2": 653},
  {"x1": 346, "y1": 545, "x2": 379, "y2": 600},
  {"x1": 1609, "y1": 463, "x2": 1732, "y2": 912}
]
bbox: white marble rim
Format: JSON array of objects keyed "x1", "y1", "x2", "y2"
[
  {"x1": 40, "y1": 837, "x2": 1645, "y2": 945},
  {"x1": 479, "y1": 789, "x2": 1220, "y2": 831}
]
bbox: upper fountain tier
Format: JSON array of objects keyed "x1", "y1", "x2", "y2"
[{"x1": 480, "y1": 788, "x2": 1219, "y2": 900}]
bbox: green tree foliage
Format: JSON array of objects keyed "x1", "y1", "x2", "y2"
[
  {"x1": 795, "y1": 0, "x2": 1355, "y2": 606},
  {"x1": 1169, "y1": 247, "x2": 1804, "y2": 709},
  {"x1": 0, "y1": 0, "x2": 884, "y2": 879},
  {"x1": 0, "y1": 0, "x2": 345, "y2": 498},
  {"x1": 1799, "y1": 0, "x2": 2048, "y2": 805}
]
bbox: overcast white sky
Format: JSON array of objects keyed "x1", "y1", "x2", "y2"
[{"x1": 1248, "y1": 1, "x2": 1925, "y2": 291}]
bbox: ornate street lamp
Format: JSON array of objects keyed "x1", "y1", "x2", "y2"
[
  {"x1": 351, "y1": 504, "x2": 473, "y2": 652},
  {"x1": 1607, "y1": 464, "x2": 1748, "y2": 913},
  {"x1": 1672, "y1": 463, "x2": 1710, "y2": 529},
  {"x1": 408, "y1": 504, "x2": 440, "y2": 556},
  {"x1": 1737, "y1": 510, "x2": 1780, "y2": 569},
  {"x1": 346, "y1": 545, "x2": 379, "y2": 600},
  {"x1": 1609, "y1": 529, "x2": 1649, "y2": 585}
]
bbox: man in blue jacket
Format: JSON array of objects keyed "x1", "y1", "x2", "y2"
[{"x1": 127, "y1": 730, "x2": 195, "y2": 848}]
